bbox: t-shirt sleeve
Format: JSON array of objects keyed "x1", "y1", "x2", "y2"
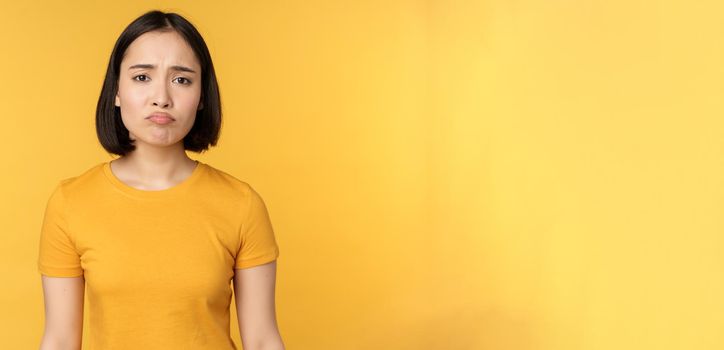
[
  {"x1": 37, "y1": 182, "x2": 83, "y2": 277},
  {"x1": 234, "y1": 186, "x2": 280, "y2": 269}
]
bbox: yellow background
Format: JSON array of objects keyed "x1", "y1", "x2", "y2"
[{"x1": 1, "y1": 0, "x2": 722, "y2": 349}]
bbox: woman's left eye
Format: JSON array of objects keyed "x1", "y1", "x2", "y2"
[{"x1": 174, "y1": 77, "x2": 191, "y2": 85}]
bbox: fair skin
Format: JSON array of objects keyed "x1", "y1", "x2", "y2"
[
  {"x1": 40, "y1": 29, "x2": 284, "y2": 350},
  {"x1": 234, "y1": 261, "x2": 285, "y2": 350},
  {"x1": 39, "y1": 276, "x2": 84, "y2": 350}
]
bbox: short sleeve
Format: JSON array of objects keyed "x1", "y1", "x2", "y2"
[
  {"x1": 235, "y1": 186, "x2": 280, "y2": 269},
  {"x1": 37, "y1": 182, "x2": 83, "y2": 277}
]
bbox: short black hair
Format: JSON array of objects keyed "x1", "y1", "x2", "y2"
[{"x1": 96, "y1": 10, "x2": 221, "y2": 156}]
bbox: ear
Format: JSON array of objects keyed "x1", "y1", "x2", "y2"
[
  {"x1": 115, "y1": 93, "x2": 120, "y2": 107},
  {"x1": 198, "y1": 101, "x2": 204, "y2": 110}
]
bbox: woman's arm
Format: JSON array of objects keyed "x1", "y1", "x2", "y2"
[
  {"x1": 233, "y1": 260, "x2": 285, "y2": 350},
  {"x1": 39, "y1": 275, "x2": 84, "y2": 350}
]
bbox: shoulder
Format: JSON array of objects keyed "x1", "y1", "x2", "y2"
[
  {"x1": 51, "y1": 162, "x2": 106, "y2": 199},
  {"x1": 197, "y1": 162, "x2": 260, "y2": 198}
]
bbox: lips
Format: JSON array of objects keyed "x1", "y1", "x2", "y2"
[{"x1": 147, "y1": 112, "x2": 175, "y2": 125}]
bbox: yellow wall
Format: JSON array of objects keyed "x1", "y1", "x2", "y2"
[{"x1": 2, "y1": 0, "x2": 722, "y2": 349}]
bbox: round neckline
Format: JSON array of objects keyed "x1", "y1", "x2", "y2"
[{"x1": 102, "y1": 160, "x2": 206, "y2": 199}]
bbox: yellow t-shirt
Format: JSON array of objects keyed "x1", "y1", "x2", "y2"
[{"x1": 37, "y1": 160, "x2": 280, "y2": 349}]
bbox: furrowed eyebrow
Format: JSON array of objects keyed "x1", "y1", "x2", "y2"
[{"x1": 128, "y1": 64, "x2": 197, "y2": 74}]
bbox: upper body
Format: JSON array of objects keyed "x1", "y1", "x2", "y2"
[
  {"x1": 39, "y1": 160, "x2": 281, "y2": 349},
  {"x1": 39, "y1": 10, "x2": 284, "y2": 350}
]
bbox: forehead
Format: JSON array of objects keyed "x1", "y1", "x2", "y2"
[{"x1": 121, "y1": 30, "x2": 200, "y2": 70}]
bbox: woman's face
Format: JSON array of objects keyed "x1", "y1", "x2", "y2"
[{"x1": 115, "y1": 30, "x2": 203, "y2": 148}]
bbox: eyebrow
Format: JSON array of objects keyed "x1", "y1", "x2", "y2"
[{"x1": 128, "y1": 63, "x2": 197, "y2": 74}]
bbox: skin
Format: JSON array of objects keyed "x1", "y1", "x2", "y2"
[
  {"x1": 40, "y1": 29, "x2": 284, "y2": 350},
  {"x1": 111, "y1": 28, "x2": 203, "y2": 186}
]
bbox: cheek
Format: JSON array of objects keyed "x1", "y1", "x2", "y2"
[
  {"x1": 127, "y1": 89, "x2": 147, "y2": 106},
  {"x1": 118, "y1": 84, "x2": 145, "y2": 109},
  {"x1": 177, "y1": 90, "x2": 202, "y2": 118},
  {"x1": 117, "y1": 90, "x2": 145, "y2": 127},
  {"x1": 180, "y1": 88, "x2": 202, "y2": 107}
]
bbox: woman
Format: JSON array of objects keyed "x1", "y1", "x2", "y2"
[{"x1": 38, "y1": 10, "x2": 284, "y2": 350}]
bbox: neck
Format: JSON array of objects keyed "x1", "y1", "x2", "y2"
[{"x1": 114, "y1": 142, "x2": 196, "y2": 182}]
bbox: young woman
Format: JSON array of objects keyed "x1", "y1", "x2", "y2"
[{"x1": 38, "y1": 10, "x2": 284, "y2": 350}]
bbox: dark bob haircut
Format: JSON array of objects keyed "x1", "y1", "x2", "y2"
[{"x1": 96, "y1": 10, "x2": 221, "y2": 156}]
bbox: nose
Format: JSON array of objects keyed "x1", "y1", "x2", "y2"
[{"x1": 152, "y1": 81, "x2": 172, "y2": 108}]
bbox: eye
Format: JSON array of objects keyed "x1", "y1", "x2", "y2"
[
  {"x1": 174, "y1": 77, "x2": 192, "y2": 85},
  {"x1": 132, "y1": 74, "x2": 149, "y2": 82}
]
